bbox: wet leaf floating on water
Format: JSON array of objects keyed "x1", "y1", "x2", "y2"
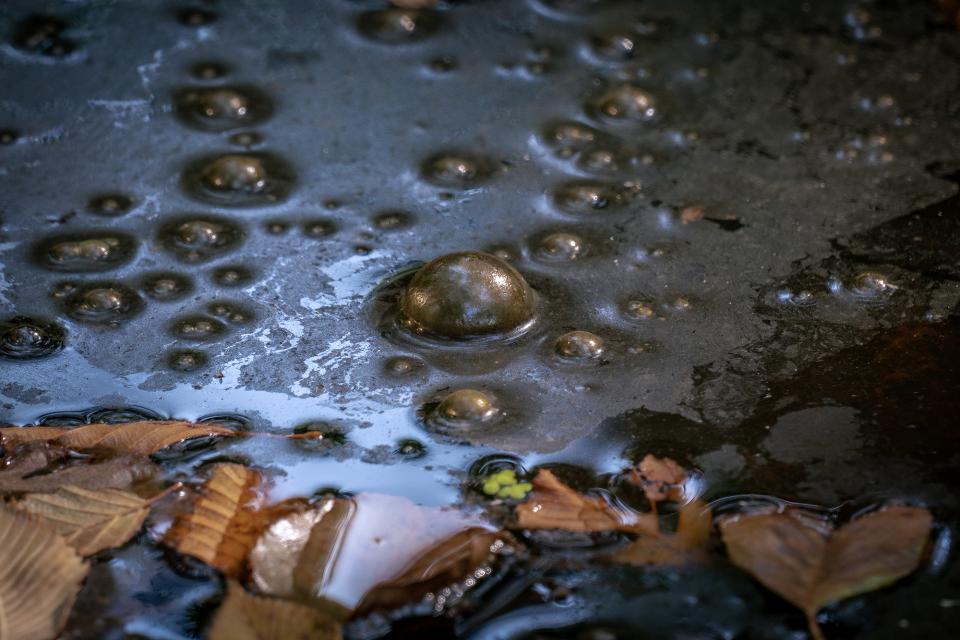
[
  {"x1": 356, "y1": 527, "x2": 508, "y2": 616},
  {"x1": 610, "y1": 500, "x2": 712, "y2": 567},
  {"x1": 14, "y1": 485, "x2": 152, "y2": 556},
  {"x1": 0, "y1": 507, "x2": 89, "y2": 640},
  {"x1": 628, "y1": 454, "x2": 688, "y2": 506},
  {"x1": 515, "y1": 469, "x2": 658, "y2": 534},
  {"x1": 720, "y1": 506, "x2": 933, "y2": 640},
  {"x1": 251, "y1": 493, "x2": 497, "y2": 613},
  {"x1": 0, "y1": 420, "x2": 236, "y2": 455},
  {"x1": 208, "y1": 580, "x2": 342, "y2": 640},
  {"x1": 0, "y1": 455, "x2": 160, "y2": 494},
  {"x1": 164, "y1": 463, "x2": 267, "y2": 576}
]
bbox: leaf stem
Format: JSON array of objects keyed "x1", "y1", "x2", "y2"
[{"x1": 806, "y1": 610, "x2": 825, "y2": 640}]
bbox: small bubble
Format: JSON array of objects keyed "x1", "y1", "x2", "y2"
[
  {"x1": 834, "y1": 271, "x2": 898, "y2": 304},
  {"x1": 32, "y1": 231, "x2": 137, "y2": 273},
  {"x1": 59, "y1": 281, "x2": 144, "y2": 326},
  {"x1": 420, "y1": 152, "x2": 493, "y2": 188},
  {"x1": 302, "y1": 218, "x2": 337, "y2": 238},
  {"x1": 554, "y1": 330, "x2": 604, "y2": 360},
  {"x1": 87, "y1": 193, "x2": 135, "y2": 217},
  {"x1": 0, "y1": 130, "x2": 20, "y2": 145},
  {"x1": 177, "y1": 7, "x2": 217, "y2": 27},
  {"x1": 587, "y1": 83, "x2": 657, "y2": 123},
  {"x1": 542, "y1": 120, "x2": 602, "y2": 153},
  {"x1": 182, "y1": 153, "x2": 295, "y2": 207},
  {"x1": 228, "y1": 131, "x2": 264, "y2": 148},
  {"x1": 261, "y1": 219, "x2": 288, "y2": 236},
  {"x1": 428, "y1": 56, "x2": 457, "y2": 73},
  {"x1": 588, "y1": 30, "x2": 638, "y2": 62},
  {"x1": 396, "y1": 438, "x2": 427, "y2": 458},
  {"x1": 167, "y1": 348, "x2": 208, "y2": 372},
  {"x1": 206, "y1": 300, "x2": 255, "y2": 325},
  {"x1": 173, "y1": 86, "x2": 273, "y2": 132},
  {"x1": 577, "y1": 147, "x2": 623, "y2": 174},
  {"x1": 190, "y1": 61, "x2": 230, "y2": 80},
  {"x1": 13, "y1": 15, "x2": 76, "y2": 58},
  {"x1": 211, "y1": 265, "x2": 255, "y2": 287},
  {"x1": 373, "y1": 210, "x2": 414, "y2": 231},
  {"x1": 551, "y1": 180, "x2": 625, "y2": 215},
  {"x1": 535, "y1": 231, "x2": 584, "y2": 261},
  {"x1": 171, "y1": 314, "x2": 228, "y2": 341},
  {"x1": 622, "y1": 297, "x2": 656, "y2": 320},
  {"x1": 139, "y1": 272, "x2": 195, "y2": 301},
  {"x1": 775, "y1": 288, "x2": 816, "y2": 308},
  {"x1": 384, "y1": 355, "x2": 424, "y2": 376},
  {"x1": 432, "y1": 389, "x2": 499, "y2": 428},
  {"x1": 0, "y1": 316, "x2": 66, "y2": 360},
  {"x1": 157, "y1": 215, "x2": 245, "y2": 263},
  {"x1": 356, "y1": 8, "x2": 442, "y2": 44}
]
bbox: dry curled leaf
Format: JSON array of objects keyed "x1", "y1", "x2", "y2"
[
  {"x1": 611, "y1": 500, "x2": 711, "y2": 567},
  {"x1": 0, "y1": 420, "x2": 236, "y2": 456},
  {"x1": 208, "y1": 580, "x2": 342, "y2": 640},
  {"x1": 0, "y1": 506, "x2": 89, "y2": 640},
  {"x1": 164, "y1": 463, "x2": 266, "y2": 576},
  {"x1": 251, "y1": 493, "x2": 497, "y2": 613},
  {"x1": 0, "y1": 455, "x2": 160, "y2": 494},
  {"x1": 15, "y1": 485, "x2": 153, "y2": 556},
  {"x1": 720, "y1": 506, "x2": 932, "y2": 640},
  {"x1": 515, "y1": 469, "x2": 657, "y2": 534},
  {"x1": 629, "y1": 454, "x2": 688, "y2": 505}
]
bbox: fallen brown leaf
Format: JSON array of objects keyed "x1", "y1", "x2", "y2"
[
  {"x1": 0, "y1": 455, "x2": 160, "y2": 494},
  {"x1": 515, "y1": 469, "x2": 657, "y2": 534},
  {"x1": 164, "y1": 463, "x2": 266, "y2": 576},
  {"x1": 15, "y1": 485, "x2": 154, "y2": 555},
  {"x1": 628, "y1": 454, "x2": 688, "y2": 505},
  {"x1": 356, "y1": 527, "x2": 507, "y2": 616},
  {"x1": 610, "y1": 500, "x2": 711, "y2": 567},
  {"x1": 251, "y1": 493, "x2": 498, "y2": 614},
  {"x1": 0, "y1": 506, "x2": 89, "y2": 640},
  {"x1": 208, "y1": 580, "x2": 342, "y2": 640},
  {"x1": 0, "y1": 420, "x2": 236, "y2": 456},
  {"x1": 720, "y1": 506, "x2": 932, "y2": 640}
]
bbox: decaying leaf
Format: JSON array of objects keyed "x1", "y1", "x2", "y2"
[
  {"x1": 720, "y1": 506, "x2": 932, "y2": 640},
  {"x1": 629, "y1": 454, "x2": 688, "y2": 505},
  {"x1": 0, "y1": 455, "x2": 160, "y2": 494},
  {"x1": 15, "y1": 485, "x2": 153, "y2": 555},
  {"x1": 0, "y1": 506, "x2": 89, "y2": 640},
  {"x1": 0, "y1": 420, "x2": 236, "y2": 456},
  {"x1": 611, "y1": 500, "x2": 711, "y2": 567},
  {"x1": 515, "y1": 469, "x2": 657, "y2": 534},
  {"x1": 208, "y1": 580, "x2": 342, "y2": 640},
  {"x1": 356, "y1": 527, "x2": 507, "y2": 616},
  {"x1": 164, "y1": 463, "x2": 266, "y2": 576},
  {"x1": 251, "y1": 493, "x2": 499, "y2": 614}
]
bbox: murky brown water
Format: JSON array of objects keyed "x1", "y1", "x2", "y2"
[{"x1": 1, "y1": 0, "x2": 959, "y2": 638}]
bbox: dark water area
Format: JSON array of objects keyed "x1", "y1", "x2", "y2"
[{"x1": 1, "y1": 0, "x2": 959, "y2": 638}]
